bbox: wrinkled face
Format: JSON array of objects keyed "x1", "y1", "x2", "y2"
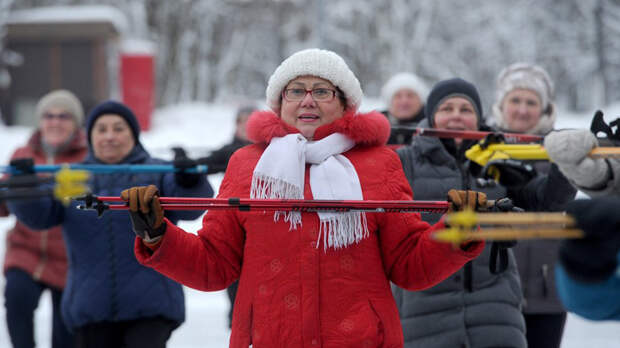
[
  {"x1": 433, "y1": 97, "x2": 478, "y2": 145},
  {"x1": 39, "y1": 107, "x2": 77, "y2": 148},
  {"x1": 279, "y1": 76, "x2": 345, "y2": 140},
  {"x1": 91, "y1": 114, "x2": 135, "y2": 164},
  {"x1": 501, "y1": 88, "x2": 543, "y2": 133},
  {"x1": 389, "y1": 88, "x2": 422, "y2": 120}
]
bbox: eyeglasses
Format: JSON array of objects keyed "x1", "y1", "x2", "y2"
[
  {"x1": 42, "y1": 112, "x2": 73, "y2": 121},
  {"x1": 282, "y1": 88, "x2": 339, "y2": 102}
]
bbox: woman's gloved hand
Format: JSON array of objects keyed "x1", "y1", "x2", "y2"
[
  {"x1": 544, "y1": 129, "x2": 610, "y2": 189},
  {"x1": 447, "y1": 189, "x2": 488, "y2": 212},
  {"x1": 446, "y1": 189, "x2": 488, "y2": 252},
  {"x1": 120, "y1": 185, "x2": 166, "y2": 243},
  {"x1": 173, "y1": 147, "x2": 204, "y2": 188},
  {"x1": 10, "y1": 158, "x2": 35, "y2": 175}
]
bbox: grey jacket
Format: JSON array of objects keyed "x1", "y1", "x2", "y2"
[{"x1": 394, "y1": 125, "x2": 526, "y2": 348}]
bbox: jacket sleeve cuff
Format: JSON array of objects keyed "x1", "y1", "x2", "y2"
[
  {"x1": 134, "y1": 218, "x2": 175, "y2": 264},
  {"x1": 432, "y1": 219, "x2": 485, "y2": 258}
]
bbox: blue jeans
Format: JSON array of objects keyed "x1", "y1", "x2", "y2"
[{"x1": 4, "y1": 268, "x2": 74, "y2": 348}]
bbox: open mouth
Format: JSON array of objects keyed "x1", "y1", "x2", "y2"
[{"x1": 298, "y1": 114, "x2": 320, "y2": 122}]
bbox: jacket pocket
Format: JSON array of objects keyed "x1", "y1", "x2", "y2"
[{"x1": 333, "y1": 299, "x2": 385, "y2": 347}]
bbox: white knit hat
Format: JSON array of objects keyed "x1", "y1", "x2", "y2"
[
  {"x1": 492, "y1": 63, "x2": 556, "y2": 134},
  {"x1": 381, "y1": 72, "x2": 429, "y2": 106},
  {"x1": 36, "y1": 89, "x2": 84, "y2": 125},
  {"x1": 265, "y1": 48, "x2": 363, "y2": 112}
]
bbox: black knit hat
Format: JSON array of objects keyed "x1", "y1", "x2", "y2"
[
  {"x1": 425, "y1": 78, "x2": 483, "y2": 128},
  {"x1": 86, "y1": 100, "x2": 141, "y2": 144}
]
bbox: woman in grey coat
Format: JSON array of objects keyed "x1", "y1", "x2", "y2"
[
  {"x1": 491, "y1": 63, "x2": 577, "y2": 348},
  {"x1": 393, "y1": 78, "x2": 576, "y2": 348}
]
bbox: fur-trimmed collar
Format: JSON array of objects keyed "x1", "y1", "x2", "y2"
[{"x1": 246, "y1": 109, "x2": 390, "y2": 146}]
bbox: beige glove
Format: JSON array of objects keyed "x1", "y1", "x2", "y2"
[{"x1": 544, "y1": 129, "x2": 609, "y2": 189}]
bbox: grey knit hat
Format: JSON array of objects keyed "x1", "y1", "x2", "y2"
[{"x1": 36, "y1": 89, "x2": 84, "y2": 125}]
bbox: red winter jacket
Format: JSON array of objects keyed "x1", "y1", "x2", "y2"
[
  {"x1": 135, "y1": 110, "x2": 483, "y2": 348},
  {"x1": 1, "y1": 130, "x2": 87, "y2": 289}
]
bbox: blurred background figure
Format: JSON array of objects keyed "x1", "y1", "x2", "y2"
[
  {"x1": 380, "y1": 72, "x2": 429, "y2": 145},
  {"x1": 7, "y1": 100, "x2": 214, "y2": 348},
  {"x1": 1, "y1": 89, "x2": 87, "y2": 348},
  {"x1": 215, "y1": 105, "x2": 255, "y2": 329},
  {"x1": 199, "y1": 105, "x2": 255, "y2": 175},
  {"x1": 180, "y1": 104, "x2": 256, "y2": 328},
  {"x1": 492, "y1": 63, "x2": 573, "y2": 348}
]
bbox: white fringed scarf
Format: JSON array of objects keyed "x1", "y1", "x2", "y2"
[{"x1": 251, "y1": 133, "x2": 369, "y2": 250}]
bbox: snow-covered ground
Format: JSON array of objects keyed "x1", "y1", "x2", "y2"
[{"x1": 1, "y1": 101, "x2": 619, "y2": 347}]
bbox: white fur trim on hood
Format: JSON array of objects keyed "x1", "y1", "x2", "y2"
[{"x1": 265, "y1": 48, "x2": 363, "y2": 112}]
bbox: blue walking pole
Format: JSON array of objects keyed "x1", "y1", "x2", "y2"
[{"x1": 0, "y1": 163, "x2": 209, "y2": 174}]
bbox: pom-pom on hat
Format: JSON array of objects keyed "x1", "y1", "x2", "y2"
[
  {"x1": 381, "y1": 72, "x2": 429, "y2": 106},
  {"x1": 265, "y1": 48, "x2": 363, "y2": 112},
  {"x1": 36, "y1": 89, "x2": 84, "y2": 125}
]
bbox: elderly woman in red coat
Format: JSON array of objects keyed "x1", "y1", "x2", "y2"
[{"x1": 122, "y1": 48, "x2": 485, "y2": 348}]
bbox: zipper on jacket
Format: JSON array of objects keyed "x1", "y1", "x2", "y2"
[
  {"x1": 32, "y1": 229, "x2": 49, "y2": 280},
  {"x1": 456, "y1": 152, "x2": 475, "y2": 292},
  {"x1": 541, "y1": 264, "x2": 549, "y2": 297},
  {"x1": 106, "y1": 222, "x2": 120, "y2": 320}
]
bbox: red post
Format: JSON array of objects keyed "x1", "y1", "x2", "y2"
[{"x1": 120, "y1": 53, "x2": 154, "y2": 130}]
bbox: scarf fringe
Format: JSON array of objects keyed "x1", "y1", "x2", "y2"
[
  {"x1": 251, "y1": 174, "x2": 303, "y2": 230},
  {"x1": 317, "y1": 212, "x2": 369, "y2": 251}
]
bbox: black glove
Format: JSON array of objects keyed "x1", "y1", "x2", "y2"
[
  {"x1": 172, "y1": 147, "x2": 204, "y2": 188},
  {"x1": 120, "y1": 185, "x2": 166, "y2": 241},
  {"x1": 560, "y1": 197, "x2": 620, "y2": 283},
  {"x1": 487, "y1": 197, "x2": 521, "y2": 274},
  {"x1": 482, "y1": 159, "x2": 537, "y2": 188},
  {"x1": 10, "y1": 158, "x2": 35, "y2": 175}
]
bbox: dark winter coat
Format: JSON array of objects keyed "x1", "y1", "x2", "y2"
[
  {"x1": 394, "y1": 119, "x2": 526, "y2": 348},
  {"x1": 201, "y1": 136, "x2": 251, "y2": 174},
  {"x1": 7, "y1": 142, "x2": 214, "y2": 330},
  {"x1": 512, "y1": 160, "x2": 576, "y2": 314},
  {"x1": 1, "y1": 130, "x2": 87, "y2": 290},
  {"x1": 382, "y1": 109, "x2": 425, "y2": 145},
  {"x1": 134, "y1": 110, "x2": 484, "y2": 348}
]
